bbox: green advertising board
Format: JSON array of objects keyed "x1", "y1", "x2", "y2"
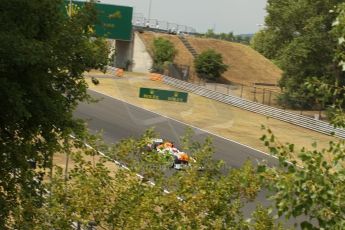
[
  {"x1": 65, "y1": 1, "x2": 133, "y2": 41},
  {"x1": 139, "y1": 88, "x2": 188, "y2": 103}
]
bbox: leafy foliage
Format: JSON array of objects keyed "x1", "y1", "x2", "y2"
[
  {"x1": 32, "y1": 129, "x2": 283, "y2": 229},
  {"x1": 252, "y1": 0, "x2": 345, "y2": 108},
  {"x1": 255, "y1": 7, "x2": 345, "y2": 229},
  {"x1": 250, "y1": 29, "x2": 281, "y2": 60},
  {"x1": 0, "y1": 0, "x2": 109, "y2": 227},
  {"x1": 333, "y1": 3, "x2": 345, "y2": 76},
  {"x1": 299, "y1": 5, "x2": 345, "y2": 126},
  {"x1": 259, "y1": 126, "x2": 345, "y2": 229},
  {"x1": 202, "y1": 29, "x2": 252, "y2": 44},
  {"x1": 5, "y1": 1, "x2": 345, "y2": 229},
  {"x1": 194, "y1": 49, "x2": 228, "y2": 81},
  {"x1": 151, "y1": 37, "x2": 176, "y2": 73}
]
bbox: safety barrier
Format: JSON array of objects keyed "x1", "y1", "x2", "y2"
[
  {"x1": 106, "y1": 66, "x2": 124, "y2": 77},
  {"x1": 106, "y1": 66, "x2": 117, "y2": 74},
  {"x1": 162, "y1": 75, "x2": 345, "y2": 139},
  {"x1": 132, "y1": 15, "x2": 197, "y2": 34}
]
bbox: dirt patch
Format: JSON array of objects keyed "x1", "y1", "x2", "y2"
[{"x1": 85, "y1": 73, "x2": 337, "y2": 157}]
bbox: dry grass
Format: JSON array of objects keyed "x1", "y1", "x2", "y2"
[
  {"x1": 85, "y1": 74, "x2": 337, "y2": 157},
  {"x1": 137, "y1": 32, "x2": 282, "y2": 86},
  {"x1": 138, "y1": 32, "x2": 194, "y2": 67},
  {"x1": 187, "y1": 37, "x2": 282, "y2": 85},
  {"x1": 138, "y1": 32, "x2": 198, "y2": 81},
  {"x1": 40, "y1": 150, "x2": 118, "y2": 183},
  {"x1": 53, "y1": 152, "x2": 118, "y2": 173}
]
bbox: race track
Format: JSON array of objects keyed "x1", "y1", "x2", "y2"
[
  {"x1": 74, "y1": 90, "x2": 278, "y2": 168},
  {"x1": 73, "y1": 89, "x2": 304, "y2": 228}
]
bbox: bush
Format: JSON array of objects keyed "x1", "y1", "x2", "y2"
[
  {"x1": 194, "y1": 49, "x2": 228, "y2": 81},
  {"x1": 152, "y1": 38, "x2": 176, "y2": 73}
]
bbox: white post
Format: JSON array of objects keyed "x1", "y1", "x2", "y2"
[{"x1": 148, "y1": 0, "x2": 152, "y2": 21}]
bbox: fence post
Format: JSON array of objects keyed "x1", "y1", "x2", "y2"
[
  {"x1": 268, "y1": 91, "x2": 272, "y2": 106},
  {"x1": 253, "y1": 87, "x2": 257, "y2": 102},
  {"x1": 262, "y1": 88, "x2": 265, "y2": 104},
  {"x1": 240, "y1": 84, "x2": 243, "y2": 98},
  {"x1": 319, "y1": 108, "x2": 322, "y2": 120}
]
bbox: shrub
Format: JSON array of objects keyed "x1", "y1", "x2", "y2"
[
  {"x1": 152, "y1": 37, "x2": 176, "y2": 73},
  {"x1": 194, "y1": 49, "x2": 228, "y2": 81}
]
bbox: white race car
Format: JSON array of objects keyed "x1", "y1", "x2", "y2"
[{"x1": 146, "y1": 139, "x2": 194, "y2": 170}]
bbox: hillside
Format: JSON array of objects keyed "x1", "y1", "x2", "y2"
[
  {"x1": 137, "y1": 31, "x2": 194, "y2": 69},
  {"x1": 137, "y1": 31, "x2": 282, "y2": 85},
  {"x1": 187, "y1": 37, "x2": 282, "y2": 85}
]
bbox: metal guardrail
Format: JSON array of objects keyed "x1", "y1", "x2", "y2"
[
  {"x1": 162, "y1": 75, "x2": 345, "y2": 139},
  {"x1": 132, "y1": 15, "x2": 197, "y2": 34},
  {"x1": 106, "y1": 66, "x2": 117, "y2": 74}
]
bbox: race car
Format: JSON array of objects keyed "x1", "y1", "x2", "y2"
[{"x1": 146, "y1": 139, "x2": 194, "y2": 170}]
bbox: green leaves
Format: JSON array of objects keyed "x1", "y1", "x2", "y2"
[
  {"x1": 258, "y1": 126, "x2": 345, "y2": 229},
  {"x1": 0, "y1": 0, "x2": 109, "y2": 227},
  {"x1": 151, "y1": 37, "x2": 176, "y2": 73},
  {"x1": 253, "y1": 0, "x2": 345, "y2": 110},
  {"x1": 333, "y1": 3, "x2": 345, "y2": 71},
  {"x1": 30, "y1": 130, "x2": 280, "y2": 229},
  {"x1": 194, "y1": 49, "x2": 228, "y2": 80}
]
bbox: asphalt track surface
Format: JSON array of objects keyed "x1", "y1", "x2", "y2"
[
  {"x1": 74, "y1": 90, "x2": 304, "y2": 228},
  {"x1": 75, "y1": 90, "x2": 279, "y2": 168}
]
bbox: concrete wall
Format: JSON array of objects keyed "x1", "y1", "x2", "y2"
[
  {"x1": 115, "y1": 39, "x2": 134, "y2": 71},
  {"x1": 131, "y1": 32, "x2": 153, "y2": 73},
  {"x1": 112, "y1": 31, "x2": 152, "y2": 73}
]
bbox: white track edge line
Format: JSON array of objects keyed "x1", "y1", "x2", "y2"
[
  {"x1": 69, "y1": 134, "x2": 171, "y2": 196},
  {"x1": 88, "y1": 89, "x2": 279, "y2": 161}
]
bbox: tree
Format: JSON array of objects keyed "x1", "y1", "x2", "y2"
[
  {"x1": 194, "y1": 49, "x2": 228, "y2": 81},
  {"x1": 251, "y1": 0, "x2": 345, "y2": 108},
  {"x1": 259, "y1": 126, "x2": 345, "y2": 229},
  {"x1": 333, "y1": 2, "x2": 345, "y2": 84},
  {"x1": 204, "y1": 29, "x2": 216, "y2": 38},
  {"x1": 151, "y1": 37, "x2": 176, "y2": 73},
  {"x1": 219, "y1": 32, "x2": 228, "y2": 40},
  {"x1": 202, "y1": 30, "x2": 249, "y2": 44},
  {"x1": 255, "y1": 6, "x2": 345, "y2": 229},
  {"x1": 227, "y1": 32, "x2": 235, "y2": 41},
  {"x1": 0, "y1": 0, "x2": 109, "y2": 227},
  {"x1": 34, "y1": 129, "x2": 283, "y2": 229},
  {"x1": 250, "y1": 29, "x2": 281, "y2": 60}
]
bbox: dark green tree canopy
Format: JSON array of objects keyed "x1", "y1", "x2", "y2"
[
  {"x1": 194, "y1": 49, "x2": 228, "y2": 81},
  {"x1": 251, "y1": 0, "x2": 345, "y2": 108},
  {"x1": 0, "y1": 0, "x2": 109, "y2": 227}
]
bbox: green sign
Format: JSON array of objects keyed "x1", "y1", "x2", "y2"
[
  {"x1": 65, "y1": 1, "x2": 133, "y2": 41},
  {"x1": 139, "y1": 88, "x2": 188, "y2": 103}
]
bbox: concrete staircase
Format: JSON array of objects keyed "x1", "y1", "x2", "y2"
[{"x1": 178, "y1": 35, "x2": 198, "y2": 58}]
